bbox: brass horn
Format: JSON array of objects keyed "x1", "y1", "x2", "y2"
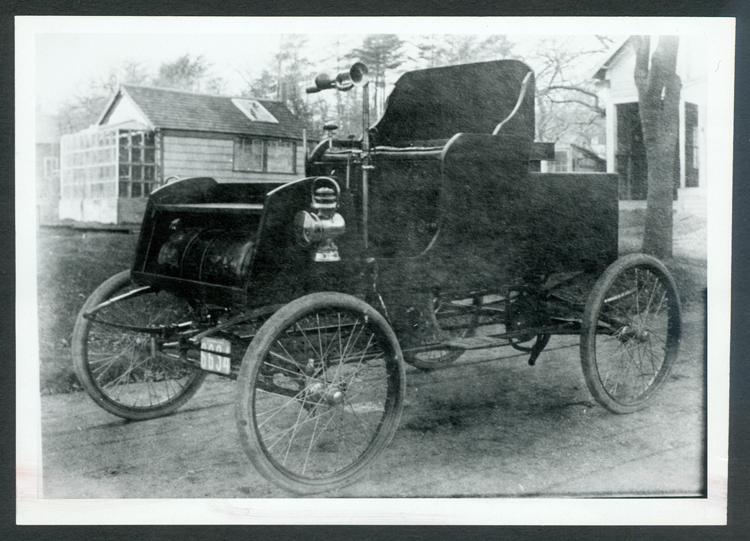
[{"x1": 306, "y1": 62, "x2": 369, "y2": 93}]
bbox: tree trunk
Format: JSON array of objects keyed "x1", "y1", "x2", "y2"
[{"x1": 634, "y1": 36, "x2": 681, "y2": 259}]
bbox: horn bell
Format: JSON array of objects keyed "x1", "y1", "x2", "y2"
[
  {"x1": 349, "y1": 62, "x2": 369, "y2": 86},
  {"x1": 307, "y1": 63, "x2": 369, "y2": 93}
]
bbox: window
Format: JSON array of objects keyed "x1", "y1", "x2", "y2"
[
  {"x1": 552, "y1": 150, "x2": 569, "y2": 172},
  {"x1": 231, "y1": 99, "x2": 279, "y2": 123},
  {"x1": 234, "y1": 138, "x2": 264, "y2": 172},
  {"x1": 60, "y1": 128, "x2": 118, "y2": 201},
  {"x1": 118, "y1": 130, "x2": 157, "y2": 198},
  {"x1": 234, "y1": 138, "x2": 296, "y2": 174},
  {"x1": 60, "y1": 128, "x2": 157, "y2": 201},
  {"x1": 43, "y1": 157, "x2": 59, "y2": 179},
  {"x1": 266, "y1": 140, "x2": 295, "y2": 173}
]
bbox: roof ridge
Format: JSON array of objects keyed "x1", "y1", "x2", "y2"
[
  {"x1": 121, "y1": 83, "x2": 281, "y2": 103},
  {"x1": 109, "y1": 83, "x2": 304, "y2": 137}
]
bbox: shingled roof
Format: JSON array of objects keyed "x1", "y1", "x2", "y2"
[{"x1": 99, "y1": 84, "x2": 305, "y2": 139}]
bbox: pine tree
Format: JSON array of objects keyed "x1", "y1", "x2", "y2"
[{"x1": 348, "y1": 35, "x2": 406, "y2": 118}]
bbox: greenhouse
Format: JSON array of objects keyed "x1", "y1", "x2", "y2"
[{"x1": 59, "y1": 123, "x2": 158, "y2": 223}]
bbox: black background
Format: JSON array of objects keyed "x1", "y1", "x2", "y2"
[{"x1": 3, "y1": 0, "x2": 748, "y2": 539}]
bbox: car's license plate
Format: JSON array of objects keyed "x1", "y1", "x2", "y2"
[{"x1": 200, "y1": 337, "x2": 232, "y2": 375}]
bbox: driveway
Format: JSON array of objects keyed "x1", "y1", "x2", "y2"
[{"x1": 40, "y1": 305, "x2": 706, "y2": 500}]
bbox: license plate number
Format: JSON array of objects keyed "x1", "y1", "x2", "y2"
[{"x1": 200, "y1": 337, "x2": 232, "y2": 375}]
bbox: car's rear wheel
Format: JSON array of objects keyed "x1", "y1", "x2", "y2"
[{"x1": 580, "y1": 254, "x2": 681, "y2": 413}]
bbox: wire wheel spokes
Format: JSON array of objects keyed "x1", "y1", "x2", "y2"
[
  {"x1": 73, "y1": 271, "x2": 206, "y2": 420},
  {"x1": 581, "y1": 255, "x2": 681, "y2": 413},
  {"x1": 237, "y1": 293, "x2": 405, "y2": 494},
  {"x1": 257, "y1": 310, "x2": 388, "y2": 476}
]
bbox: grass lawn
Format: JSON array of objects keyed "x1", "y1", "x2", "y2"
[
  {"x1": 35, "y1": 209, "x2": 707, "y2": 395},
  {"x1": 36, "y1": 228, "x2": 139, "y2": 394}
]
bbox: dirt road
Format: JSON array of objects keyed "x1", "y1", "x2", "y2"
[{"x1": 39, "y1": 304, "x2": 706, "y2": 500}]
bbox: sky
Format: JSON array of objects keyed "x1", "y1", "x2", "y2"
[
  {"x1": 33, "y1": 31, "x2": 613, "y2": 114},
  {"x1": 23, "y1": 16, "x2": 721, "y2": 119},
  {"x1": 34, "y1": 33, "x2": 349, "y2": 112}
]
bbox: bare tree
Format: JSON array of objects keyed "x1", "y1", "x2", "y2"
[
  {"x1": 417, "y1": 34, "x2": 513, "y2": 68},
  {"x1": 152, "y1": 54, "x2": 210, "y2": 92},
  {"x1": 411, "y1": 35, "x2": 609, "y2": 149},
  {"x1": 417, "y1": 35, "x2": 514, "y2": 67},
  {"x1": 634, "y1": 36, "x2": 681, "y2": 258},
  {"x1": 56, "y1": 55, "x2": 226, "y2": 135},
  {"x1": 245, "y1": 35, "x2": 332, "y2": 137},
  {"x1": 57, "y1": 60, "x2": 151, "y2": 134},
  {"x1": 529, "y1": 36, "x2": 611, "y2": 146}
]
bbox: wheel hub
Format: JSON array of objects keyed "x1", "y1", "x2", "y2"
[
  {"x1": 305, "y1": 382, "x2": 345, "y2": 407},
  {"x1": 619, "y1": 325, "x2": 650, "y2": 343}
]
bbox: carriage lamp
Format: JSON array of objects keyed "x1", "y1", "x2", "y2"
[{"x1": 294, "y1": 177, "x2": 346, "y2": 262}]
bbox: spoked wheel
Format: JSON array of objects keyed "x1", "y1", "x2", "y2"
[
  {"x1": 72, "y1": 270, "x2": 206, "y2": 420},
  {"x1": 236, "y1": 292, "x2": 406, "y2": 494},
  {"x1": 580, "y1": 254, "x2": 681, "y2": 413},
  {"x1": 404, "y1": 292, "x2": 481, "y2": 371}
]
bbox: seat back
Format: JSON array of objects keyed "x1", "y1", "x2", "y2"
[{"x1": 370, "y1": 59, "x2": 535, "y2": 147}]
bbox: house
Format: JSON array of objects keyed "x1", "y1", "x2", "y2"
[
  {"x1": 592, "y1": 36, "x2": 707, "y2": 213},
  {"x1": 36, "y1": 110, "x2": 60, "y2": 223},
  {"x1": 59, "y1": 85, "x2": 306, "y2": 224},
  {"x1": 542, "y1": 143, "x2": 606, "y2": 173}
]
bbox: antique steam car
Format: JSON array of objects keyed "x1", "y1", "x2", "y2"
[{"x1": 72, "y1": 59, "x2": 681, "y2": 494}]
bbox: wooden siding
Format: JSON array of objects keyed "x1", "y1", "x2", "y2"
[
  {"x1": 606, "y1": 49, "x2": 638, "y2": 103},
  {"x1": 162, "y1": 134, "x2": 304, "y2": 184}
]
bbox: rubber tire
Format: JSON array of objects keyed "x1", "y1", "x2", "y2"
[
  {"x1": 235, "y1": 292, "x2": 406, "y2": 494},
  {"x1": 72, "y1": 270, "x2": 206, "y2": 420},
  {"x1": 580, "y1": 254, "x2": 681, "y2": 414}
]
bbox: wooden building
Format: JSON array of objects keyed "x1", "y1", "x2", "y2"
[
  {"x1": 59, "y1": 85, "x2": 306, "y2": 224},
  {"x1": 592, "y1": 36, "x2": 706, "y2": 213},
  {"x1": 542, "y1": 143, "x2": 606, "y2": 174}
]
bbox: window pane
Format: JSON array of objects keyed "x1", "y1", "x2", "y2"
[
  {"x1": 132, "y1": 132, "x2": 144, "y2": 146},
  {"x1": 132, "y1": 165, "x2": 143, "y2": 180},
  {"x1": 143, "y1": 183, "x2": 151, "y2": 196},
  {"x1": 144, "y1": 147, "x2": 155, "y2": 163},
  {"x1": 266, "y1": 140, "x2": 295, "y2": 173},
  {"x1": 119, "y1": 181, "x2": 129, "y2": 198},
  {"x1": 119, "y1": 164, "x2": 130, "y2": 179},
  {"x1": 553, "y1": 151, "x2": 568, "y2": 172},
  {"x1": 131, "y1": 147, "x2": 142, "y2": 163},
  {"x1": 234, "y1": 138, "x2": 263, "y2": 171},
  {"x1": 144, "y1": 132, "x2": 155, "y2": 146},
  {"x1": 144, "y1": 165, "x2": 155, "y2": 181},
  {"x1": 131, "y1": 182, "x2": 142, "y2": 197}
]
